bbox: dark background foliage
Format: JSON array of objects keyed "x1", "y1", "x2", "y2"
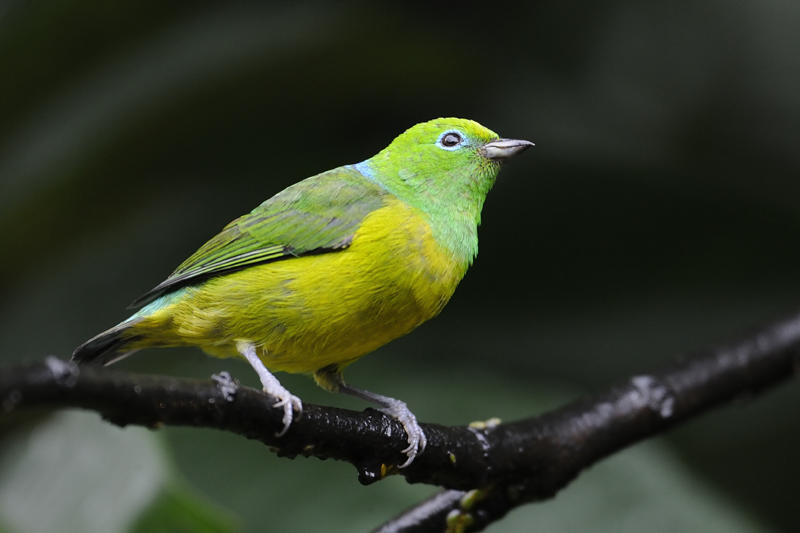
[{"x1": 1, "y1": 2, "x2": 798, "y2": 531}]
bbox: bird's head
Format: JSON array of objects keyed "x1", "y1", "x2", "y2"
[
  {"x1": 362, "y1": 117, "x2": 533, "y2": 217},
  {"x1": 386, "y1": 117, "x2": 533, "y2": 165}
]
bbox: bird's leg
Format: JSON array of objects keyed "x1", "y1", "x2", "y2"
[
  {"x1": 237, "y1": 341, "x2": 302, "y2": 436},
  {"x1": 314, "y1": 366, "x2": 426, "y2": 468}
]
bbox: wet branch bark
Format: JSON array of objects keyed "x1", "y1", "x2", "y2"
[{"x1": 1, "y1": 310, "x2": 799, "y2": 533}]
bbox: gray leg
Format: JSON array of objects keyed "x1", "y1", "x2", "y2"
[
  {"x1": 315, "y1": 367, "x2": 426, "y2": 468},
  {"x1": 237, "y1": 341, "x2": 302, "y2": 436}
]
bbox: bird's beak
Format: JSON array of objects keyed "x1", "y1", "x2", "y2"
[{"x1": 480, "y1": 138, "x2": 535, "y2": 160}]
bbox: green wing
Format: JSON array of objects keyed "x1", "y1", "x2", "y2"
[{"x1": 131, "y1": 166, "x2": 386, "y2": 307}]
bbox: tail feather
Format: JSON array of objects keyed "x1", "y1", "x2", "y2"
[{"x1": 72, "y1": 324, "x2": 141, "y2": 366}]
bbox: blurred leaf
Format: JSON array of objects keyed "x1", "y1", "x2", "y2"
[
  {"x1": 0, "y1": 412, "x2": 168, "y2": 533},
  {"x1": 129, "y1": 483, "x2": 236, "y2": 533},
  {"x1": 498, "y1": 441, "x2": 772, "y2": 533}
]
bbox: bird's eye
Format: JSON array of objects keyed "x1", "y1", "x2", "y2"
[{"x1": 441, "y1": 132, "x2": 462, "y2": 147}]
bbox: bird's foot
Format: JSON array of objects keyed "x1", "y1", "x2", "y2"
[
  {"x1": 237, "y1": 341, "x2": 303, "y2": 436},
  {"x1": 265, "y1": 384, "x2": 303, "y2": 437},
  {"x1": 312, "y1": 367, "x2": 425, "y2": 467},
  {"x1": 211, "y1": 371, "x2": 238, "y2": 401},
  {"x1": 378, "y1": 398, "x2": 427, "y2": 468}
]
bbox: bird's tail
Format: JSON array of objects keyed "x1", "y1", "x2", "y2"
[{"x1": 72, "y1": 322, "x2": 142, "y2": 366}]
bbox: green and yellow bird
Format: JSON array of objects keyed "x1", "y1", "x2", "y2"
[{"x1": 73, "y1": 117, "x2": 533, "y2": 466}]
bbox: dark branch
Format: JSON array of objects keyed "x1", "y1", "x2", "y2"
[
  {"x1": 2, "y1": 310, "x2": 799, "y2": 533},
  {"x1": 375, "y1": 311, "x2": 800, "y2": 532}
]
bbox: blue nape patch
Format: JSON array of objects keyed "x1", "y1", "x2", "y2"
[{"x1": 353, "y1": 160, "x2": 377, "y2": 182}]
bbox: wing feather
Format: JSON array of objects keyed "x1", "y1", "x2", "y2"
[{"x1": 130, "y1": 166, "x2": 386, "y2": 307}]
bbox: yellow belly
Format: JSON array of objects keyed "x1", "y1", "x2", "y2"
[{"x1": 129, "y1": 197, "x2": 467, "y2": 373}]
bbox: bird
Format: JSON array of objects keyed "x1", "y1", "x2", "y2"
[{"x1": 72, "y1": 117, "x2": 533, "y2": 467}]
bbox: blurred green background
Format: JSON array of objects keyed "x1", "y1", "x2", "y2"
[{"x1": 1, "y1": 1, "x2": 799, "y2": 532}]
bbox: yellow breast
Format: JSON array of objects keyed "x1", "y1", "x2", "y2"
[{"x1": 131, "y1": 197, "x2": 467, "y2": 373}]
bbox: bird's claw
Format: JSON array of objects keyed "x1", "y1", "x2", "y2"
[
  {"x1": 236, "y1": 342, "x2": 302, "y2": 437},
  {"x1": 211, "y1": 371, "x2": 238, "y2": 401},
  {"x1": 380, "y1": 399, "x2": 426, "y2": 468},
  {"x1": 265, "y1": 389, "x2": 303, "y2": 437}
]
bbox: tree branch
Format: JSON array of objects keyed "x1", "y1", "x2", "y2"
[
  {"x1": 374, "y1": 311, "x2": 800, "y2": 532},
  {"x1": 2, "y1": 310, "x2": 799, "y2": 532}
]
